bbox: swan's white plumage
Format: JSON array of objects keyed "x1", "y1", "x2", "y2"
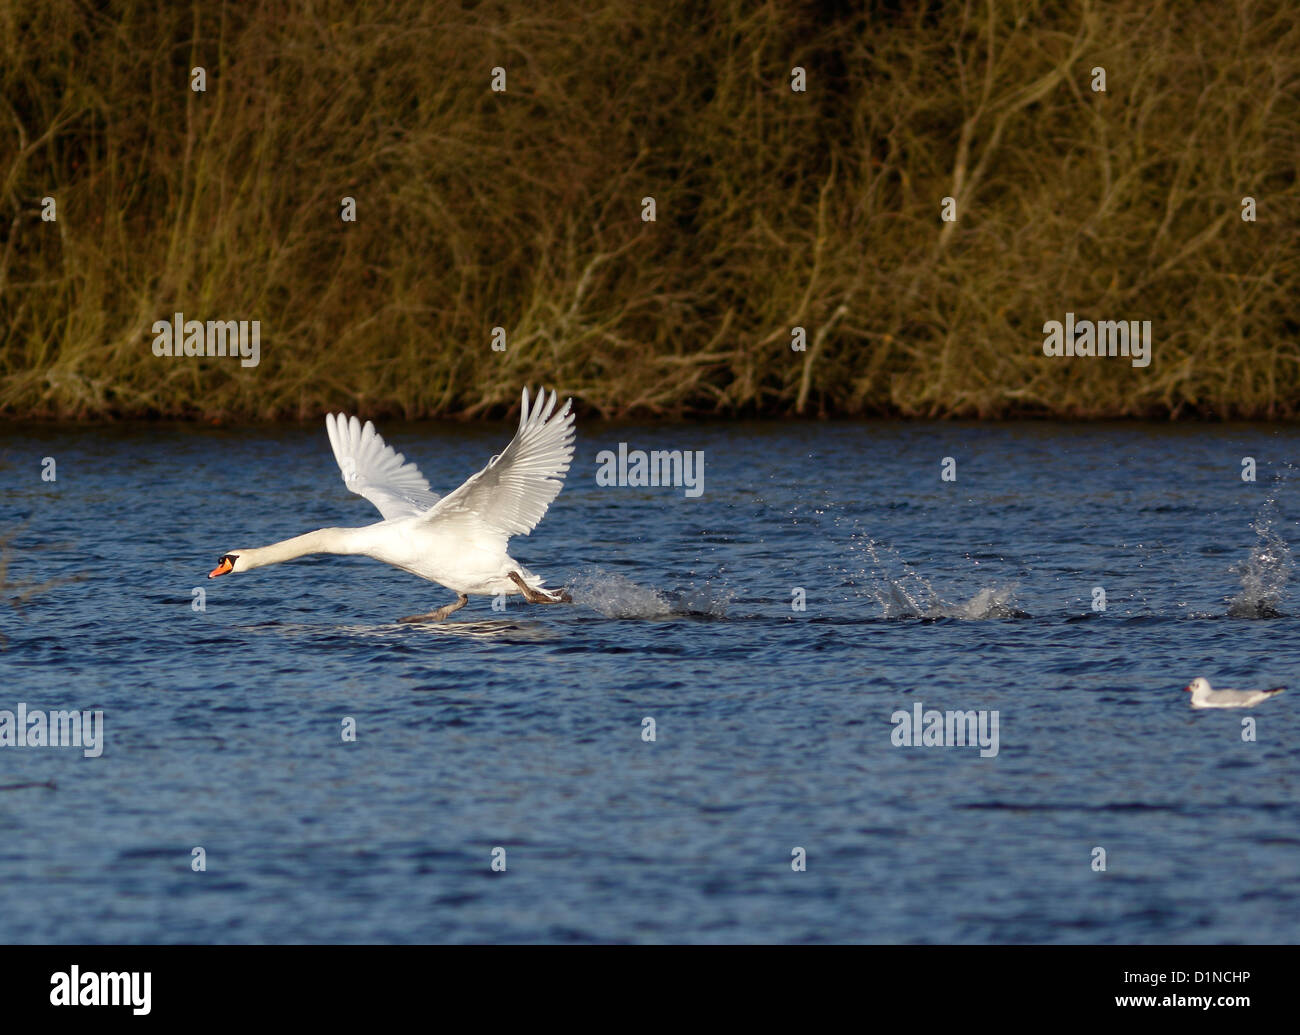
[
  {"x1": 421, "y1": 386, "x2": 575, "y2": 539},
  {"x1": 212, "y1": 386, "x2": 575, "y2": 605},
  {"x1": 325, "y1": 412, "x2": 442, "y2": 519}
]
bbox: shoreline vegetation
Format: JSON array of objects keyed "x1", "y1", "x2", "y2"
[{"x1": 1, "y1": 1, "x2": 1297, "y2": 422}]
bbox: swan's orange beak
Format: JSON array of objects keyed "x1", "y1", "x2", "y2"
[{"x1": 208, "y1": 557, "x2": 234, "y2": 578}]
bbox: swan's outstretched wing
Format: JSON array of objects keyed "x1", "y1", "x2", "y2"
[
  {"x1": 325, "y1": 413, "x2": 442, "y2": 520},
  {"x1": 420, "y1": 386, "x2": 574, "y2": 537}
]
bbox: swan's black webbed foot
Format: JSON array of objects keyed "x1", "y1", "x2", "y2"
[
  {"x1": 399, "y1": 593, "x2": 469, "y2": 622},
  {"x1": 508, "y1": 571, "x2": 571, "y2": 604}
]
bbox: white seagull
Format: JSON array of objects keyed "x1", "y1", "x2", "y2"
[
  {"x1": 208, "y1": 386, "x2": 575, "y2": 622},
  {"x1": 1184, "y1": 677, "x2": 1285, "y2": 709}
]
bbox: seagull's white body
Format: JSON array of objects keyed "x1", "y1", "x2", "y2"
[
  {"x1": 1184, "y1": 677, "x2": 1284, "y2": 709},
  {"x1": 208, "y1": 386, "x2": 575, "y2": 617}
]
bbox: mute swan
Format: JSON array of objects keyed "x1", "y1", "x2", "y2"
[{"x1": 208, "y1": 386, "x2": 575, "y2": 622}]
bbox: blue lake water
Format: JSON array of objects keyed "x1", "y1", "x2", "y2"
[{"x1": 1, "y1": 419, "x2": 1298, "y2": 943}]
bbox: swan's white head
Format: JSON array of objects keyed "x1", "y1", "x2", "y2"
[
  {"x1": 1184, "y1": 677, "x2": 1212, "y2": 697},
  {"x1": 208, "y1": 552, "x2": 252, "y2": 578}
]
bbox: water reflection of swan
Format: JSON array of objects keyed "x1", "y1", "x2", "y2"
[{"x1": 207, "y1": 387, "x2": 575, "y2": 622}]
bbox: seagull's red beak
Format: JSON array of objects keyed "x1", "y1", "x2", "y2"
[
  {"x1": 1183, "y1": 684, "x2": 1192, "y2": 693},
  {"x1": 208, "y1": 557, "x2": 234, "y2": 578}
]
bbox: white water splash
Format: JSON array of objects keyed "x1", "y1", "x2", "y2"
[
  {"x1": 567, "y1": 569, "x2": 732, "y2": 619},
  {"x1": 569, "y1": 571, "x2": 671, "y2": 618},
  {"x1": 854, "y1": 537, "x2": 1023, "y2": 620},
  {"x1": 672, "y1": 582, "x2": 735, "y2": 617},
  {"x1": 1227, "y1": 506, "x2": 1291, "y2": 618}
]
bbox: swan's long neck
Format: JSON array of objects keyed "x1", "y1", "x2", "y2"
[{"x1": 239, "y1": 527, "x2": 371, "y2": 570}]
